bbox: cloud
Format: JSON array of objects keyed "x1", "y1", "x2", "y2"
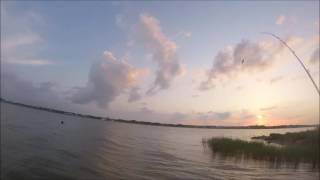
[
  {"x1": 1, "y1": 3, "x2": 51, "y2": 66},
  {"x1": 270, "y1": 76, "x2": 284, "y2": 84},
  {"x1": 237, "y1": 110, "x2": 255, "y2": 121},
  {"x1": 260, "y1": 106, "x2": 277, "y2": 111},
  {"x1": 3, "y1": 33, "x2": 42, "y2": 50},
  {"x1": 0, "y1": 70, "x2": 257, "y2": 126},
  {"x1": 113, "y1": 108, "x2": 209, "y2": 125},
  {"x1": 197, "y1": 111, "x2": 231, "y2": 121},
  {"x1": 213, "y1": 112, "x2": 231, "y2": 120},
  {"x1": 199, "y1": 37, "x2": 297, "y2": 90},
  {"x1": 128, "y1": 87, "x2": 142, "y2": 102},
  {"x1": 138, "y1": 14, "x2": 184, "y2": 95},
  {"x1": 310, "y1": 48, "x2": 319, "y2": 64},
  {"x1": 172, "y1": 109, "x2": 256, "y2": 126},
  {"x1": 276, "y1": 15, "x2": 286, "y2": 25},
  {"x1": 109, "y1": 106, "x2": 189, "y2": 124},
  {"x1": 70, "y1": 51, "x2": 145, "y2": 108},
  {"x1": 1, "y1": 71, "x2": 61, "y2": 108},
  {"x1": 140, "y1": 106, "x2": 153, "y2": 114},
  {"x1": 1, "y1": 71, "x2": 105, "y2": 116},
  {"x1": 4, "y1": 59, "x2": 52, "y2": 65}
]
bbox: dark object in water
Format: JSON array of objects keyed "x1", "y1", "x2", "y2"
[
  {"x1": 61, "y1": 121, "x2": 64, "y2": 124},
  {"x1": 241, "y1": 58, "x2": 244, "y2": 64}
]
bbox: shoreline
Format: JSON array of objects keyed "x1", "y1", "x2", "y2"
[{"x1": 1, "y1": 98, "x2": 318, "y2": 130}]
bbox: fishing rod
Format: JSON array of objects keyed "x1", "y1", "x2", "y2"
[{"x1": 261, "y1": 32, "x2": 320, "y2": 96}]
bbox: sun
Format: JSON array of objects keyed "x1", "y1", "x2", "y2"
[{"x1": 256, "y1": 114, "x2": 265, "y2": 125}]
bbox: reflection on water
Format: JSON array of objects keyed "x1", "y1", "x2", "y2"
[{"x1": 1, "y1": 102, "x2": 319, "y2": 180}]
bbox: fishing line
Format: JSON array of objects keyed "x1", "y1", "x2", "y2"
[{"x1": 261, "y1": 32, "x2": 320, "y2": 96}]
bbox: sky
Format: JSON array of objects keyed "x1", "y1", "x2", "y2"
[{"x1": 1, "y1": 1, "x2": 319, "y2": 126}]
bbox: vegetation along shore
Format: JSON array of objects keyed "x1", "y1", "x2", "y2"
[{"x1": 203, "y1": 128, "x2": 319, "y2": 168}]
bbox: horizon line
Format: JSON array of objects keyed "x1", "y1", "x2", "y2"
[{"x1": 1, "y1": 97, "x2": 318, "y2": 129}]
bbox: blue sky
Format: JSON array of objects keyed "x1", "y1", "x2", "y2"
[{"x1": 1, "y1": 1, "x2": 319, "y2": 126}]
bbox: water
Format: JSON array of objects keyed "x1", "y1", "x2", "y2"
[{"x1": 1, "y1": 102, "x2": 319, "y2": 180}]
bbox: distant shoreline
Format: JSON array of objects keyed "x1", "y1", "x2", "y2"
[{"x1": 1, "y1": 98, "x2": 318, "y2": 130}]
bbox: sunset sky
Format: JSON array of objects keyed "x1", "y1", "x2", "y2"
[{"x1": 1, "y1": 1, "x2": 319, "y2": 126}]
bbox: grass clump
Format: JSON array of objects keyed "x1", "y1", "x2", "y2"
[{"x1": 203, "y1": 128, "x2": 319, "y2": 167}]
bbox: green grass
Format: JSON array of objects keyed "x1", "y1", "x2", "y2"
[{"x1": 203, "y1": 128, "x2": 319, "y2": 167}]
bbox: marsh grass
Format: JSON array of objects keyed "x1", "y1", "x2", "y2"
[{"x1": 203, "y1": 128, "x2": 319, "y2": 168}]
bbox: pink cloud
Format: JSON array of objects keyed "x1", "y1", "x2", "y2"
[
  {"x1": 71, "y1": 51, "x2": 146, "y2": 108},
  {"x1": 138, "y1": 14, "x2": 184, "y2": 95}
]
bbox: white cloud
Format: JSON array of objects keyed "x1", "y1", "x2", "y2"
[
  {"x1": 3, "y1": 33, "x2": 42, "y2": 50},
  {"x1": 276, "y1": 15, "x2": 286, "y2": 25},
  {"x1": 1, "y1": 3, "x2": 51, "y2": 66},
  {"x1": 138, "y1": 14, "x2": 184, "y2": 95},
  {"x1": 199, "y1": 36, "x2": 302, "y2": 90},
  {"x1": 71, "y1": 51, "x2": 146, "y2": 108}
]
